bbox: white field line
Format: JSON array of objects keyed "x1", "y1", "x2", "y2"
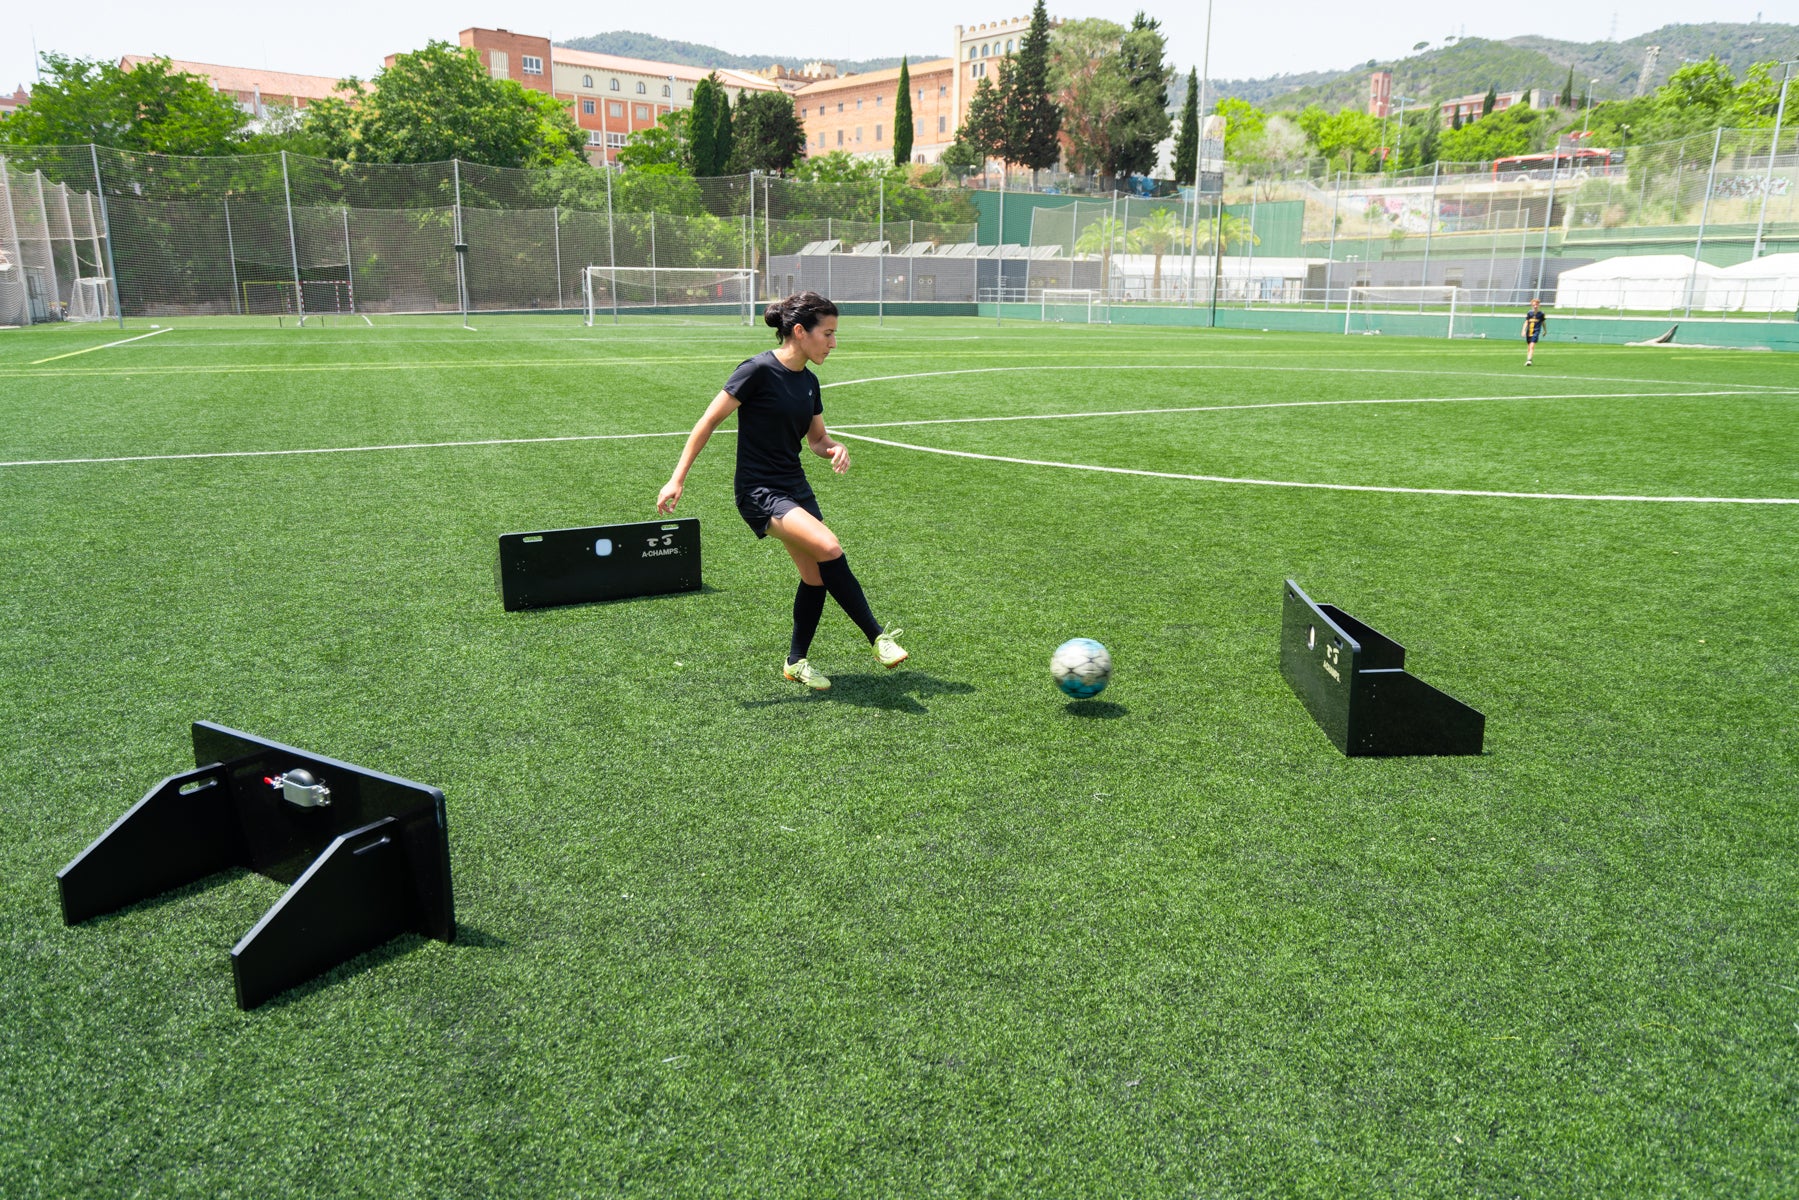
[
  {"x1": 0, "y1": 428, "x2": 715, "y2": 469},
  {"x1": 29, "y1": 327, "x2": 172, "y2": 365},
  {"x1": 831, "y1": 431, "x2": 1799, "y2": 505},
  {"x1": 0, "y1": 388, "x2": 1694, "y2": 469}
]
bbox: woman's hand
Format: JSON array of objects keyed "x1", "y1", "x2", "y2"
[
  {"x1": 656, "y1": 478, "x2": 683, "y2": 514},
  {"x1": 827, "y1": 442, "x2": 850, "y2": 474}
]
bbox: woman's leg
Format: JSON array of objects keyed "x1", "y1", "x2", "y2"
[{"x1": 768, "y1": 508, "x2": 882, "y2": 642}]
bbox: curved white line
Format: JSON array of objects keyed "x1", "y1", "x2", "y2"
[{"x1": 832, "y1": 431, "x2": 1799, "y2": 505}]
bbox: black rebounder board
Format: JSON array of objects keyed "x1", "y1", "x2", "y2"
[
  {"x1": 498, "y1": 518, "x2": 701, "y2": 611},
  {"x1": 1279, "y1": 580, "x2": 1485, "y2": 757},
  {"x1": 57, "y1": 722, "x2": 454, "y2": 1009}
]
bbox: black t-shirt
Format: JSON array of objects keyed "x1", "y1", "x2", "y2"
[
  {"x1": 1524, "y1": 309, "x2": 1548, "y2": 337},
  {"x1": 724, "y1": 349, "x2": 823, "y2": 495}
]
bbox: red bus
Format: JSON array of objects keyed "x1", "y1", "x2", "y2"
[{"x1": 1491, "y1": 148, "x2": 1625, "y2": 181}]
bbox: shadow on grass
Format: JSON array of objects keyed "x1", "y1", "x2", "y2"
[
  {"x1": 496, "y1": 583, "x2": 725, "y2": 618},
  {"x1": 1065, "y1": 699, "x2": 1128, "y2": 719},
  {"x1": 259, "y1": 933, "x2": 431, "y2": 1010},
  {"x1": 75, "y1": 867, "x2": 255, "y2": 924},
  {"x1": 739, "y1": 671, "x2": 975, "y2": 714}
]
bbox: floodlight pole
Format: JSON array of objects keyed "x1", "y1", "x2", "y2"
[
  {"x1": 1752, "y1": 60, "x2": 1797, "y2": 261},
  {"x1": 1324, "y1": 169, "x2": 1343, "y2": 309},
  {"x1": 87, "y1": 146, "x2": 125, "y2": 328},
  {"x1": 878, "y1": 176, "x2": 885, "y2": 326},
  {"x1": 1581, "y1": 79, "x2": 1597, "y2": 137},
  {"x1": 995, "y1": 171, "x2": 1005, "y2": 325},
  {"x1": 1533, "y1": 147, "x2": 1562, "y2": 304}
]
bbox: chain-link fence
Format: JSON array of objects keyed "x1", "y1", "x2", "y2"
[{"x1": 1, "y1": 129, "x2": 1794, "y2": 326}]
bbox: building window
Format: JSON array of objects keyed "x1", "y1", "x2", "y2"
[
  {"x1": 875, "y1": 95, "x2": 882, "y2": 106},
  {"x1": 611, "y1": 79, "x2": 620, "y2": 91},
  {"x1": 582, "y1": 99, "x2": 595, "y2": 114},
  {"x1": 662, "y1": 84, "x2": 670, "y2": 96},
  {"x1": 521, "y1": 56, "x2": 543, "y2": 75},
  {"x1": 837, "y1": 130, "x2": 844, "y2": 145},
  {"x1": 818, "y1": 132, "x2": 825, "y2": 147},
  {"x1": 635, "y1": 104, "x2": 650, "y2": 120},
  {"x1": 1006, "y1": 39, "x2": 1014, "y2": 53},
  {"x1": 582, "y1": 74, "x2": 593, "y2": 88},
  {"x1": 608, "y1": 101, "x2": 624, "y2": 117},
  {"x1": 687, "y1": 88, "x2": 694, "y2": 99},
  {"x1": 939, "y1": 85, "x2": 947, "y2": 97},
  {"x1": 938, "y1": 116, "x2": 946, "y2": 133},
  {"x1": 856, "y1": 98, "x2": 862, "y2": 110},
  {"x1": 587, "y1": 130, "x2": 603, "y2": 145},
  {"x1": 606, "y1": 132, "x2": 626, "y2": 148},
  {"x1": 968, "y1": 47, "x2": 977, "y2": 60},
  {"x1": 875, "y1": 124, "x2": 882, "y2": 141},
  {"x1": 856, "y1": 127, "x2": 863, "y2": 142},
  {"x1": 972, "y1": 63, "x2": 985, "y2": 79},
  {"x1": 838, "y1": 101, "x2": 844, "y2": 113},
  {"x1": 636, "y1": 82, "x2": 646, "y2": 93}
]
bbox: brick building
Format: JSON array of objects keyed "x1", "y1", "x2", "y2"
[
  {"x1": 1368, "y1": 71, "x2": 1393, "y2": 118},
  {"x1": 1439, "y1": 88, "x2": 1538, "y2": 127},
  {"x1": 0, "y1": 85, "x2": 29, "y2": 117},
  {"x1": 450, "y1": 28, "x2": 779, "y2": 165}
]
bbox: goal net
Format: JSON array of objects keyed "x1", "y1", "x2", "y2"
[
  {"x1": 66, "y1": 277, "x2": 114, "y2": 323},
  {"x1": 583, "y1": 267, "x2": 756, "y2": 326},
  {"x1": 1345, "y1": 286, "x2": 1460, "y2": 339},
  {"x1": 1041, "y1": 288, "x2": 1110, "y2": 325}
]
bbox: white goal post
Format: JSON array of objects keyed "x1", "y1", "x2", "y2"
[
  {"x1": 65, "y1": 277, "x2": 114, "y2": 323},
  {"x1": 583, "y1": 266, "x2": 756, "y2": 326},
  {"x1": 1345, "y1": 285, "x2": 1461, "y2": 339},
  {"x1": 1041, "y1": 287, "x2": 1110, "y2": 324}
]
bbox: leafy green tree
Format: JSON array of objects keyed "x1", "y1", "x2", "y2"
[
  {"x1": 1297, "y1": 105, "x2": 1383, "y2": 171},
  {"x1": 893, "y1": 59, "x2": 914, "y2": 166},
  {"x1": 939, "y1": 138, "x2": 983, "y2": 183},
  {"x1": 729, "y1": 89, "x2": 807, "y2": 173},
  {"x1": 958, "y1": 74, "x2": 1008, "y2": 165},
  {"x1": 617, "y1": 109, "x2": 689, "y2": 170},
  {"x1": 1172, "y1": 66, "x2": 1199, "y2": 186},
  {"x1": 1, "y1": 54, "x2": 252, "y2": 153},
  {"x1": 688, "y1": 73, "x2": 732, "y2": 176},
  {"x1": 1050, "y1": 18, "x2": 1136, "y2": 185},
  {"x1": 1436, "y1": 101, "x2": 1550, "y2": 162},
  {"x1": 1216, "y1": 98, "x2": 1267, "y2": 162},
  {"x1": 1006, "y1": 0, "x2": 1064, "y2": 185},
  {"x1": 1107, "y1": 13, "x2": 1174, "y2": 179},
  {"x1": 306, "y1": 42, "x2": 583, "y2": 167},
  {"x1": 1481, "y1": 85, "x2": 1497, "y2": 117}
]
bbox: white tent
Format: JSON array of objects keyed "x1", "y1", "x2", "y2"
[
  {"x1": 1554, "y1": 255, "x2": 1720, "y2": 312},
  {"x1": 1706, "y1": 253, "x2": 1799, "y2": 314}
]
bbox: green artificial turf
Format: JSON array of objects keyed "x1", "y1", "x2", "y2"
[{"x1": 1, "y1": 315, "x2": 1795, "y2": 1197}]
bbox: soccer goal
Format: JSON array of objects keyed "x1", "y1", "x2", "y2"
[
  {"x1": 583, "y1": 266, "x2": 756, "y2": 326},
  {"x1": 1344, "y1": 285, "x2": 1461, "y2": 339},
  {"x1": 65, "y1": 277, "x2": 114, "y2": 323},
  {"x1": 1041, "y1": 288, "x2": 1110, "y2": 324}
]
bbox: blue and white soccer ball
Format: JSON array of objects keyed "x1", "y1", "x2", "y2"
[{"x1": 1051, "y1": 637, "x2": 1112, "y2": 699}]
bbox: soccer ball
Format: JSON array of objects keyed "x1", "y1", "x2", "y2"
[{"x1": 1051, "y1": 638, "x2": 1112, "y2": 699}]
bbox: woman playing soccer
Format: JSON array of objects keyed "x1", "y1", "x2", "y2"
[{"x1": 656, "y1": 291, "x2": 907, "y2": 691}]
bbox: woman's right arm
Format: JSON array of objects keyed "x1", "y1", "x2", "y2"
[{"x1": 657, "y1": 389, "x2": 741, "y2": 514}]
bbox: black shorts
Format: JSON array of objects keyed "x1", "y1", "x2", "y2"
[
  {"x1": 735, "y1": 486, "x2": 822, "y2": 538},
  {"x1": 1526, "y1": 333, "x2": 1541, "y2": 343}
]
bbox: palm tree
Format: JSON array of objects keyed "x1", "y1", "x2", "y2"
[
  {"x1": 1126, "y1": 208, "x2": 1185, "y2": 295},
  {"x1": 1196, "y1": 212, "x2": 1259, "y2": 254},
  {"x1": 1073, "y1": 214, "x2": 1129, "y2": 284}
]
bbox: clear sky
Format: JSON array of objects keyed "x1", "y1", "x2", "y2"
[{"x1": 5, "y1": 0, "x2": 1786, "y2": 102}]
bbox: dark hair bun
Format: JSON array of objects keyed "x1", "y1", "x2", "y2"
[
  {"x1": 763, "y1": 302, "x2": 783, "y2": 329},
  {"x1": 764, "y1": 291, "x2": 839, "y2": 342}
]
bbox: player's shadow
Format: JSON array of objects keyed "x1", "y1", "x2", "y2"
[
  {"x1": 740, "y1": 671, "x2": 974, "y2": 714},
  {"x1": 1065, "y1": 699, "x2": 1128, "y2": 719}
]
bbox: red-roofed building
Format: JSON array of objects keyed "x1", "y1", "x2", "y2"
[
  {"x1": 0, "y1": 85, "x2": 28, "y2": 116},
  {"x1": 117, "y1": 56, "x2": 351, "y2": 118}
]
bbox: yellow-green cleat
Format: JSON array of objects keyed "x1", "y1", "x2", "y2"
[
  {"x1": 783, "y1": 657, "x2": 831, "y2": 691},
  {"x1": 873, "y1": 627, "x2": 908, "y2": 669}
]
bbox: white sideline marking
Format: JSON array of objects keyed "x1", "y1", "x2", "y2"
[
  {"x1": 30, "y1": 327, "x2": 172, "y2": 364},
  {"x1": 831, "y1": 431, "x2": 1799, "y2": 505},
  {"x1": 0, "y1": 428, "x2": 709, "y2": 469}
]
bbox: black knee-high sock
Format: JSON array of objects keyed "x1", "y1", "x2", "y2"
[
  {"x1": 816, "y1": 553, "x2": 883, "y2": 642},
  {"x1": 789, "y1": 581, "x2": 827, "y2": 665}
]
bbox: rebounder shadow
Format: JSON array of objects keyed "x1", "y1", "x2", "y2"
[{"x1": 741, "y1": 671, "x2": 976, "y2": 714}]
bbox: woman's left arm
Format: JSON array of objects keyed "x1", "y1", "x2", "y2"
[{"x1": 807, "y1": 414, "x2": 849, "y2": 475}]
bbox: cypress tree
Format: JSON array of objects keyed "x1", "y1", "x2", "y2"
[
  {"x1": 689, "y1": 73, "x2": 724, "y2": 174},
  {"x1": 715, "y1": 80, "x2": 734, "y2": 174},
  {"x1": 1172, "y1": 66, "x2": 1199, "y2": 186},
  {"x1": 893, "y1": 58, "x2": 914, "y2": 166},
  {"x1": 1007, "y1": 0, "x2": 1063, "y2": 186},
  {"x1": 1482, "y1": 85, "x2": 1497, "y2": 117},
  {"x1": 1561, "y1": 67, "x2": 1574, "y2": 107}
]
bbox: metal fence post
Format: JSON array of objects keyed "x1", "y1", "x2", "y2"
[
  {"x1": 605, "y1": 165, "x2": 618, "y2": 325},
  {"x1": 1324, "y1": 169, "x2": 1343, "y2": 308},
  {"x1": 1752, "y1": 63, "x2": 1794, "y2": 262},
  {"x1": 995, "y1": 175, "x2": 1005, "y2": 324},
  {"x1": 1533, "y1": 154, "x2": 1561, "y2": 302},
  {"x1": 878, "y1": 176, "x2": 885, "y2": 325},
  {"x1": 342, "y1": 206, "x2": 355, "y2": 314},
  {"x1": 1419, "y1": 160, "x2": 1441, "y2": 293},
  {"x1": 1686, "y1": 126, "x2": 1724, "y2": 318},
  {"x1": 552, "y1": 204, "x2": 563, "y2": 311},
  {"x1": 280, "y1": 151, "x2": 305, "y2": 325},
  {"x1": 451, "y1": 158, "x2": 467, "y2": 328},
  {"x1": 223, "y1": 195, "x2": 241, "y2": 314},
  {"x1": 31, "y1": 171, "x2": 62, "y2": 321}
]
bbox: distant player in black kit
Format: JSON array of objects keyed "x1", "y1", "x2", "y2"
[
  {"x1": 657, "y1": 291, "x2": 906, "y2": 691},
  {"x1": 1522, "y1": 299, "x2": 1547, "y2": 365}
]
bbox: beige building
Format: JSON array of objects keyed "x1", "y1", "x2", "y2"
[
  {"x1": 117, "y1": 57, "x2": 351, "y2": 118},
  {"x1": 795, "y1": 60, "x2": 958, "y2": 164}
]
